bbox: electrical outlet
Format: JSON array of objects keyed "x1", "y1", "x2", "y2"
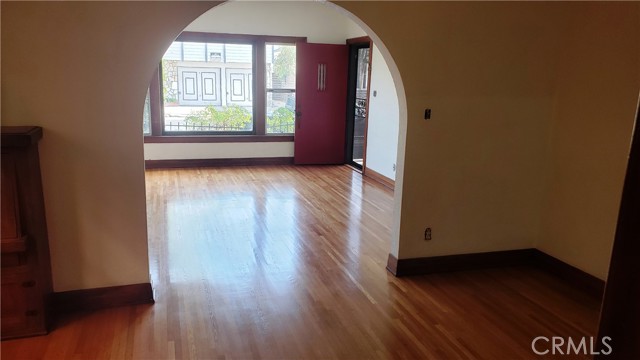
[{"x1": 424, "y1": 227, "x2": 432, "y2": 241}]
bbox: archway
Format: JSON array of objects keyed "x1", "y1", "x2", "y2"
[{"x1": 142, "y1": 0, "x2": 408, "y2": 264}]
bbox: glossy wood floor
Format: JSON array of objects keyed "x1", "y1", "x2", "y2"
[{"x1": 2, "y1": 165, "x2": 601, "y2": 359}]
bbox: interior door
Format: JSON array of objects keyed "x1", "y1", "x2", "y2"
[{"x1": 294, "y1": 42, "x2": 348, "y2": 164}]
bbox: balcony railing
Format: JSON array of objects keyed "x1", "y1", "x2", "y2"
[
  {"x1": 165, "y1": 122, "x2": 250, "y2": 132},
  {"x1": 164, "y1": 122, "x2": 294, "y2": 134}
]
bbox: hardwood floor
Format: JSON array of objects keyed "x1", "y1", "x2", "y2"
[{"x1": 1, "y1": 165, "x2": 601, "y2": 359}]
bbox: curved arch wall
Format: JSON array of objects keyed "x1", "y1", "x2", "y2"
[{"x1": 1, "y1": 1, "x2": 638, "y2": 291}]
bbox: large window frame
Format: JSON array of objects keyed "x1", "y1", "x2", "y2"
[{"x1": 145, "y1": 32, "x2": 305, "y2": 143}]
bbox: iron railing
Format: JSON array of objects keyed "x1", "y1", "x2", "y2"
[{"x1": 164, "y1": 122, "x2": 294, "y2": 134}]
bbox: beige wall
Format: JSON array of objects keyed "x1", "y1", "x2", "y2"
[
  {"x1": 338, "y1": 2, "x2": 640, "y2": 277},
  {"x1": 2, "y1": 1, "x2": 639, "y2": 291},
  {"x1": 340, "y1": 2, "x2": 566, "y2": 258},
  {"x1": 1, "y1": 1, "x2": 219, "y2": 291},
  {"x1": 538, "y1": 3, "x2": 640, "y2": 280}
]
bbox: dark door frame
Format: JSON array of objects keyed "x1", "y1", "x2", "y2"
[
  {"x1": 344, "y1": 36, "x2": 373, "y2": 173},
  {"x1": 596, "y1": 97, "x2": 640, "y2": 359}
]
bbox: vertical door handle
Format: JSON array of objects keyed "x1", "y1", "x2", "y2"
[{"x1": 317, "y1": 64, "x2": 326, "y2": 91}]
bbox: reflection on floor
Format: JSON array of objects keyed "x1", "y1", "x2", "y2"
[{"x1": 0, "y1": 165, "x2": 601, "y2": 359}]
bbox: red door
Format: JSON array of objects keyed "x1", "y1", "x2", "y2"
[{"x1": 294, "y1": 42, "x2": 348, "y2": 164}]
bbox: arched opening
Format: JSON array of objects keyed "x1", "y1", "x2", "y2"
[
  {"x1": 141, "y1": 0, "x2": 408, "y2": 279},
  {"x1": 4, "y1": 1, "x2": 640, "y2": 357},
  {"x1": 138, "y1": 4, "x2": 409, "y2": 355}
]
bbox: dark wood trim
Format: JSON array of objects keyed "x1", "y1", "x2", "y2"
[
  {"x1": 144, "y1": 135, "x2": 294, "y2": 143},
  {"x1": 388, "y1": 249, "x2": 537, "y2": 277},
  {"x1": 52, "y1": 283, "x2": 154, "y2": 314},
  {"x1": 149, "y1": 64, "x2": 163, "y2": 136},
  {"x1": 533, "y1": 250, "x2": 605, "y2": 299},
  {"x1": 176, "y1": 31, "x2": 306, "y2": 45},
  {"x1": 177, "y1": 31, "x2": 255, "y2": 44},
  {"x1": 344, "y1": 45, "x2": 358, "y2": 166},
  {"x1": 387, "y1": 248, "x2": 605, "y2": 299},
  {"x1": 363, "y1": 167, "x2": 395, "y2": 190},
  {"x1": 596, "y1": 101, "x2": 640, "y2": 359},
  {"x1": 386, "y1": 253, "x2": 399, "y2": 275},
  {"x1": 361, "y1": 39, "x2": 373, "y2": 174},
  {"x1": 346, "y1": 163, "x2": 363, "y2": 174},
  {"x1": 263, "y1": 35, "x2": 307, "y2": 44},
  {"x1": 0, "y1": 126, "x2": 43, "y2": 147},
  {"x1": 145, "y1": 157, "x2": 294, "y2": 169},
  {"x1": 344, "y1": 41, "x2": 372, "y2": 170},
  {"x1": 346, "y1": 36, "x2": 372, "y2": 45},
  {"x1": 255, "y1": 39, "x2": 267, "y2": 135}
]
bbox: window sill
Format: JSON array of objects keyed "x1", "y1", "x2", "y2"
[{"x1": 144, "y1": 135, "x2": 294, "y2": 144}]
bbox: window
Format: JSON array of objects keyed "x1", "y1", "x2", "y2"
[
  {"x1": 143, "y1": 89, "x2": 151, "y2": 135},
  {"x1": 266, "y1": 44, "x2": 296, "y2": 134},
  {"x1": 145, "y1": 32, "x2": 305, "y2": 140},
  {"x1": 162, "y1": 41, "x2": 254, "y2": 134}
]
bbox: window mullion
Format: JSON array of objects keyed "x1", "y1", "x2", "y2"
[
  {"x1": 266, "y1": 89, "x2": 296, "y2": 93},
  {"x1": 255, "y1": 39, "x2": 267, "y2": 136},
  {"x1": 149, "y1": 64, "x2": 163, "y2": 136}
]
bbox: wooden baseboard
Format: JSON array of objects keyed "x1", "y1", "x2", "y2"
[
  {"x1": 386, "y1": 249, "x2": 536, "y2": 276},
  {"x1": 532, "y1": 250, "x2": 605, "y2": 299},
  {"x1": 145, "y1": 157, "x2": 294, "y2": 169},
  {"x1": 386, "y1": 253, "x2": 399, "y2": 275},
  {"x1": 387, "y1": 249, "x2": 605, "y2": 298},
  {"x1": 52, "y1": 283, "x2": 154, "y2": 314},
  {"x1": 363, "y1": 167, "x2": 394, "y2": 190}
]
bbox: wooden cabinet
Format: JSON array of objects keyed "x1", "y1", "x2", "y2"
[{"x1": 1, "y1": 126, "x2": 53, "y2": 340}]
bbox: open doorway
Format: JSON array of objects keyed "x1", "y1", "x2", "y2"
[
  {"x1": 140, "y1": 2, "x2": 406, "y2": 355},
  {"x1": 345, "y1": 37, "x2": 372, "y2": 171},
  {"x1": 145, "y1": 2, "x2": 399, "y2": 276}
]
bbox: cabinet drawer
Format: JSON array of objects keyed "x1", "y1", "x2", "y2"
[
  {"x1": 1, "y1": 267, "x2": 46, "y2": 339},
  {"x1": 1, "y1": 127, "x2": 52, "y2": 339},
  {"x1": 1, "y1": 235, "x2": 28, "y2": 254}
]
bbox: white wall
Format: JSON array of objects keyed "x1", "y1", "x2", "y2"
[
  {"x1": 145, "y1": 142, "x2": 294, "y2": 160},
  {"x1": 344, "y1": 15, "x2": 367, "y2": 39},
  {"x1": 185, "y1": 1, "x2": 357, "y2": 44},
  {"x1": 144, "y1": 1, "x2": 351, "y2": 161},
  {"x1": 365, "y1": 45, "x2": 400, "y2": 180},
  {"x1": 145, "y1": 1, "x2": 400, "y2": 167}
]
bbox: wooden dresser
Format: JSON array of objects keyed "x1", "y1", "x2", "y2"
[{"x1": 1, "y1": 126, "x2": 53, "y2": 339}]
